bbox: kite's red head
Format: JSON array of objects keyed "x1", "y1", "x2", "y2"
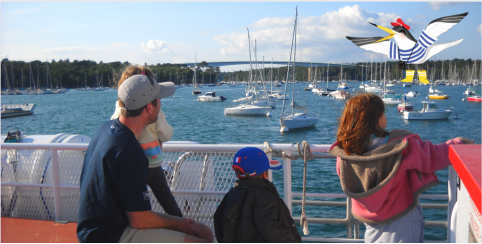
[{"x1": 391, "y1": 18, "x2": 410, "y2": 30}]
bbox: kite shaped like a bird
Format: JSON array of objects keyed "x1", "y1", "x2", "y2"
[{"x1": 346, "y1": 12, "x2": 468, "y2": 65}]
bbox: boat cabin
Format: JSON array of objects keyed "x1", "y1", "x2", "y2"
[
  {"x1": 204, "y1": 92, "x2": 216, "y2": 97},
  {"x1": 422, "y1": 101, "x2": 439, "y2": 111}
]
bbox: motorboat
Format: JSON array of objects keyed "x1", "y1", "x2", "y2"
[
  {"x1": 364, "y1": 85, "x2": 382, "y2": 93},
  {"x1": 466, "y1": 95, "x2": 482, "y2": 102},
  {"x1": 312, "y1": 88, "x2": 322, "y2": 93},
  {"x1": 224, "y1": 104, "x2": 271, "y2": 116},
  {"x1": 402, "y1": 101, "x2": 452, "y2": 120},
  {"x1": 398, "y1": 101, "x2": 414, "y2": 112},
  {"x1": 329, "y1": 90, "x2": 350, "y2": 100},
  {"x1": 428, "y1": 93, "x2": 449, "y2": 100},
  {"x1": 429, "y1": 85, "x2": 440, "y2": 93},
  {"x1": 313, "y1": 88, "x2": 329, "y2": 96},
  {"x1": 197, "y1": 92, "x2": 226, "y2": 102},
  {"x1": 280, "y1": 113, "x2": 318, "y2": 132},
  {"x1": 405, "y1": 91, "x2": 418, "y2": 97},
  {"x1": 463, "y1": 86, "x2": 476, "y2": 95},
  {"x1": 382, "y1": 97, "x2": 401, "y2": 105}
]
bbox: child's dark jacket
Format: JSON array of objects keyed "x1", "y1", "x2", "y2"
[{"x1": 214, "y1": 178, "x2": 301, "y2": 243}]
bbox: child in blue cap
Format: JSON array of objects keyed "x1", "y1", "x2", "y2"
[{"x1": 213, "y1": 147, "x2": 301, "y2": 243}]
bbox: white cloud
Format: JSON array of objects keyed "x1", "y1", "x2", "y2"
[
  {"x1": 141, "y1": 40, "x2": 169, "y2": 54},
  {"x1": 429, "y1": 2, "x2": 466, "y2": 11},
  {"x1": 214, "y1": 5, "x2": 402, "y2": 61},
  {"x1": 478, "y1": 24, "x2": 481, "y2": 35}
]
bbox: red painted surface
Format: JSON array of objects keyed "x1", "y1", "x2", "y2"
[
  {"x1": 449, "y1": 144, "x2": 481, "y2": 214},
  {"x1": 1, "y1": 217, "x2": 78, "y2": 243},
  {"x1": 467, "y1": 96, "x2": 482, "y2": 102}
]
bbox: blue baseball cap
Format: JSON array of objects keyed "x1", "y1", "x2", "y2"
[{"x1": 232, "y1": 147, "x2": 282, "y2": 178}]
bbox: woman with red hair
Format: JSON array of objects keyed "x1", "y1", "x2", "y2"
[{"x1": 328, "y1": 93, "x2": 473, "y2": 242}]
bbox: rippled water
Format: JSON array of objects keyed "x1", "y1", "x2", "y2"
[{"x1": 2, "y1": 82, "x2": 481, "y2": 240}]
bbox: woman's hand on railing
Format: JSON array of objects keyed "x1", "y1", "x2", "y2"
[{"x1": 456, "y1": 137, "x2": 475, "y2": 144}]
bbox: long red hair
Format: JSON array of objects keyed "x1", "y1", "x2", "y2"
[{"x1": 336, "y1": 93, "x2": 388, "y2": 155}]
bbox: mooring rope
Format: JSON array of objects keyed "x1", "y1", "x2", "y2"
[
  {"x1": 263, "y1": 141, "x2": 298, "y2": 160},
  {"x1": 297, "y1": 140, "x2": 313, "y2": 235}
]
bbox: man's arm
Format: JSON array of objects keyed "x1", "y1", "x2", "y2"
[{"x1": 126, "y1": 211, "x2": 202, "y2": 238}]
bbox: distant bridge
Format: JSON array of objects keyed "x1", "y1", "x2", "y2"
[{"x1": 177, "y1": 61, "x2": 355, "y2": 68}]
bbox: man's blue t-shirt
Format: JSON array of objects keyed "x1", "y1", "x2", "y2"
[{"x1": 77, "y1": 119, "x2": 151, "y2": 242}]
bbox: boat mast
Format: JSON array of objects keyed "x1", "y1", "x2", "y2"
[
  {"x1": 291, "y1": 7, "x2": 298, "y2": 116},
  {"x1": 247, "y1": 28, "x2": 253, "y2": 104},
  {"x1": 280, "y1": 6, "x2": 298, "y2": 122},
  {"x1": 326, "y1": 62, "x2": 329, "y2": 89}
]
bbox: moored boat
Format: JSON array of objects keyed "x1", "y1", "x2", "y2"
[
  {"x1": 428, "y1": 93, "x2": 450, "y2": 99},
  {"x1": 467, "y1": 95, "x2": 482, "y2": 102},
  {"x1": 403, "y1": 101, "x2": 452, "y2": 120},
  {"x1": 1, "y1": 103, "x2": 36, "y2": 118},
  {"x1": 197, "y1": 92, "x2": 226, "y2": 102},
  {"x1": 224, "y1": 104, "x2": 271, "y2": 116}
]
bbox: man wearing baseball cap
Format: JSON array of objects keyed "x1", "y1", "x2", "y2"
[
  {"x1": 213, "y1": 147, "x2": 301, "y2": 243},
  {"x1": 78, "y1": 74, "x2": 212, "y2": 243}
]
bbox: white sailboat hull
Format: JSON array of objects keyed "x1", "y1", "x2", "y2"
[
  {"x1": 224, "y1": 105, "x2": 270, "y2": 116},
  {"x1": 281, "y1": 113, "x2": 318, "y2": 130}
]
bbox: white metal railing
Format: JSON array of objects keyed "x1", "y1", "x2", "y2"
[{"x1": 1, "y1": 142, "x2": 457, "y2": 242}]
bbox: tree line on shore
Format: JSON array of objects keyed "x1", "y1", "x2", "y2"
[{"x1": 1, "y1": 58, "x2": 480, "y2": 89}]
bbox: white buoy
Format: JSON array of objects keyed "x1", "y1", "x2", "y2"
[
  {"x1": 280, "y1": 126, "x2": 289, "y2": 133},
  {"x1": 462, "y1": 98, "x2": 465, "y2": 101},
  {"x1": 266, "y1": 112, "x2": 272, "y2": 117},
  {"x1": 426, "y1": 96, "x2": 428, "y2": 99}
]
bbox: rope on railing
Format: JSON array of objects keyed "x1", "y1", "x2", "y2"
[
  {"x1": 297, "y1": 140, "x2": 313, "y2": 235},
  {"x1": 262, "y1": 141, "x2": 298, "y2": 160}
]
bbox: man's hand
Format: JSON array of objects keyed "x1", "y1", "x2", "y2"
[{"x1": 176, "y1": 218, "x2": 203, "y2": 239}]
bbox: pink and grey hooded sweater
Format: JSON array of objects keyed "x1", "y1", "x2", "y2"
[{"x1": 328, "y1": 129, "x2": 465, "y2": 225}]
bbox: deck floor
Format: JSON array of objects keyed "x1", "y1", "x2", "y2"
[{"x1": 1, "y1": 217, "x2": 78, "y2": 243}]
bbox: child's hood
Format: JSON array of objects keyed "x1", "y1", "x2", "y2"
[{"x1": 327, "y1": 130, "x2": 414, "y2": 211}]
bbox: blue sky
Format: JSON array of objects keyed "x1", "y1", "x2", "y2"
[{"x1": 1, "y1": 2, "x2": 480, "y2": 71}]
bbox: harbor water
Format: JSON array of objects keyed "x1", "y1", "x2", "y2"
[{"x1": 2, "y1": 82, "x2": 481, "y2": 241}]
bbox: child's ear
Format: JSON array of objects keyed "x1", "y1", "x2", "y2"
[{"x1": 263, "y1": 171, "x2": 269, "y2": 179}]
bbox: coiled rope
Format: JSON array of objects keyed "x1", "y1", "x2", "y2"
[{"x1": 297, "y1": 140, "x2": 312, "y2": 235}]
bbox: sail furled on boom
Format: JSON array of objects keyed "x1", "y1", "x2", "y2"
[{"x1": 291, "y1": 101, "x2": 307, "y2": 111}]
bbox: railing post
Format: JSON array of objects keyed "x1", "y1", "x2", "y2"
[
  {"x1": 51, "y1": 148, "x2": 61, "y2": 221},
  {"x1": 283, "y1": 150, "x2": 293, "y2": 214},
  {"x1": 346, "y1": 197, "x2": 353, "y2": 239},
  {"x1": 447, "y1": 166, "x2": 457, "y2": 242}
]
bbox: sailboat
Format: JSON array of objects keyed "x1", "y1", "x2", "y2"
[
  {"x1": 192, "y1": 53, "x2": 201, "y2": 95},
  {"x1": 280, "y1": 7, "x2": 318, "y2": 132},
  {"x1": 381, "y1": 56, "x2": 401, "y2": 105},
  {"x1": 337, "y1": 62, "x2": 348, "y2": 90},
  {"x1": 224, "y1": 28, "x2": 271, "y2": 116}
]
